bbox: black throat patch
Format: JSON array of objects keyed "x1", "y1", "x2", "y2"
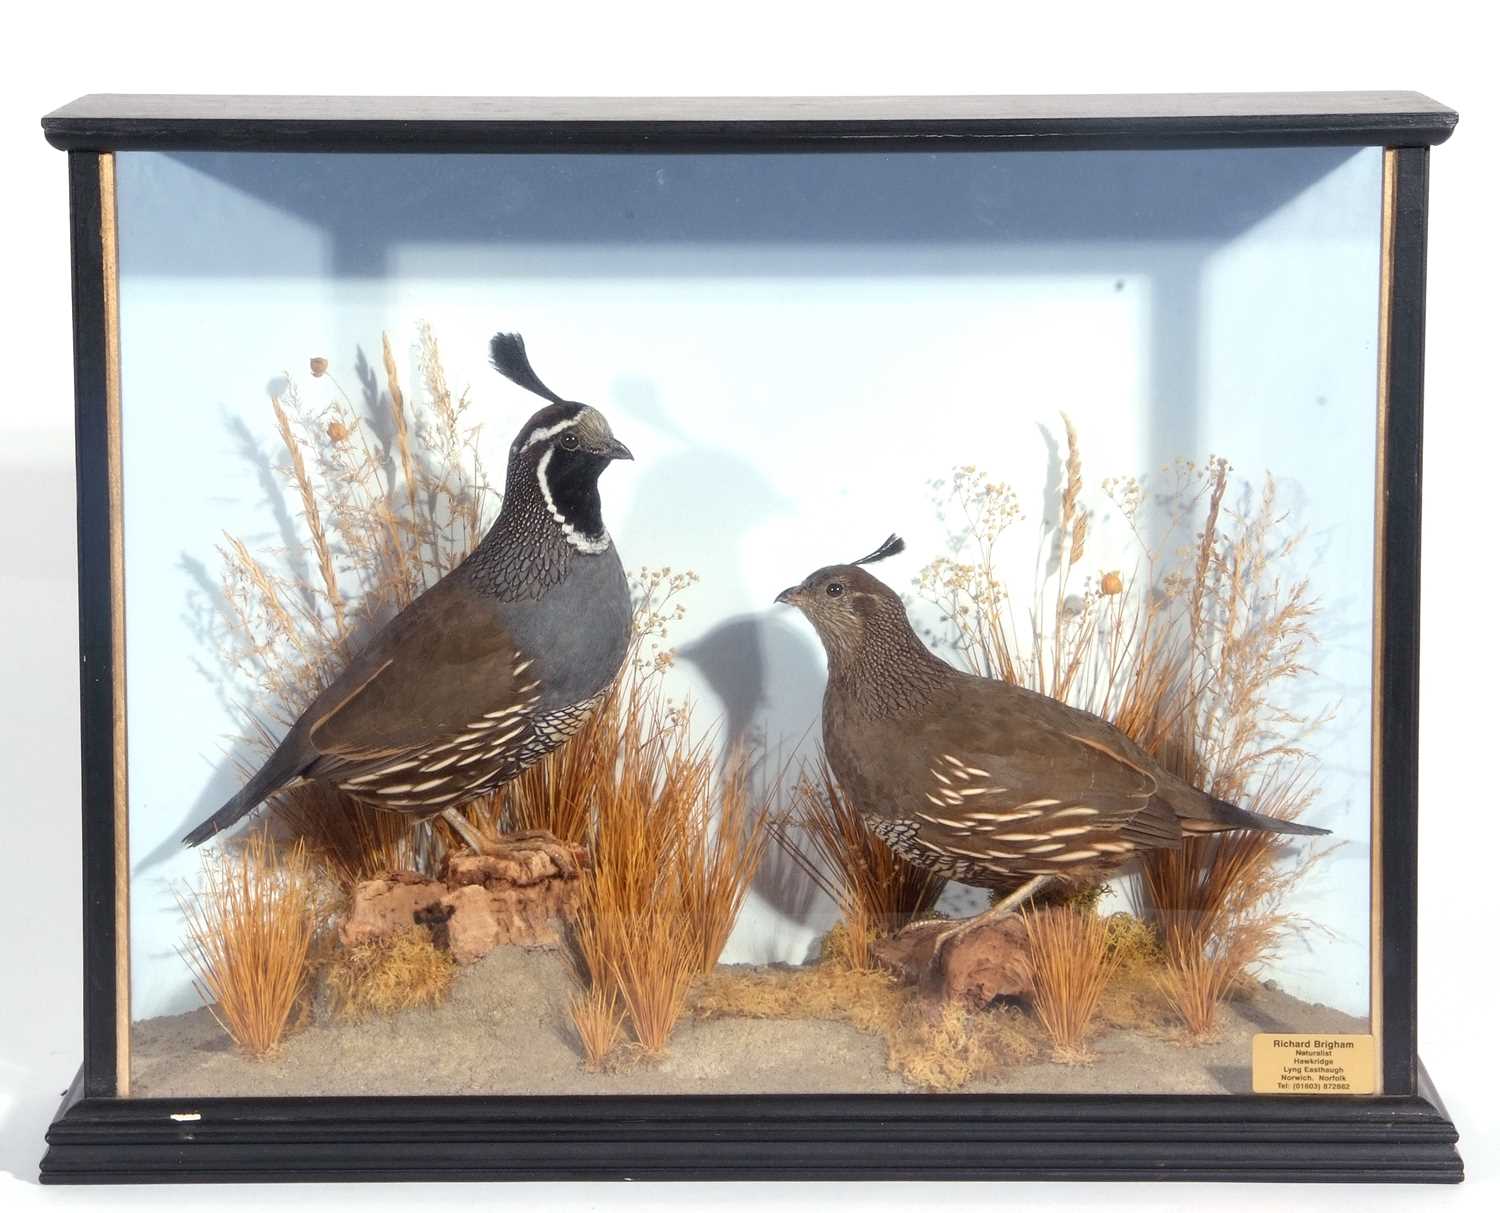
[{"x1": 539, "y1": 447, "x2": 608, "y2": 542}]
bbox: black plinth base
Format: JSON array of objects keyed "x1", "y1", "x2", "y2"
[{"x1": 40, "y1": 1062, "x2": 1462, "y2": 1184}]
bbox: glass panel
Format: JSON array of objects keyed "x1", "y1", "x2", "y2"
[{"x1": 115, "y1": 146, "x2": 1381, "y2": 1097}]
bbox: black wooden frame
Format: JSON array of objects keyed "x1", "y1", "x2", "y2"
[{"x1": 38, "y1": 93, "x2": 1461, "y2": 1184}]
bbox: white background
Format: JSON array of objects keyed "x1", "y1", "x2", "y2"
[{"x1": 0, "y1": 1, "x2": 1494, "y2": 1209}]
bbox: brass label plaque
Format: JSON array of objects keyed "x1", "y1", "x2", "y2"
[{"x1": 1252, "y1": 1034, "x2": 1376, "y2": 1095}]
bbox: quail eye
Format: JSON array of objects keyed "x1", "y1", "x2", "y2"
[
  {"x1": 826, "y1": 582, "x2": 844, "y2": 598},
  {"x1": 560, "y1": 433, "x2": 580, "y2": 450}
]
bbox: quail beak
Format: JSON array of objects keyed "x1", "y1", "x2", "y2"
[
  {"x1": 601, "y1": 438, "x2": 634, "y2": 461},
  {"x1": 774, "y1": 585, "x2": 801, "y2": 606}
]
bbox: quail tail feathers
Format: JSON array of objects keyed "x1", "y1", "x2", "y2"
[
  {"x1": 1200, "y1": 795, "x2": 1331, "y2": 838},
  {"x1": 182, "y1": 732, "x2": 309, "y2": 847}
]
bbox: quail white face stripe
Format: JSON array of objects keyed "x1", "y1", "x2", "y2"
[
  {"x1": 520, "y1": 415, "x2": 583, "y2": 451},
  {"x1": 536, "y1": 447, "x2": 611, "y2": 555}
]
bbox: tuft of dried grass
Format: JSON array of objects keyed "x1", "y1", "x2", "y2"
[
  {"x1": 570, "y1": 685, "x2": 772, "y2": 1056},
  {"x1": 176, "y1": 829, "x2": 322, "y2": 1057},
  {"x1": 775, "y1": 753, "x2": 946, "y2": 970},
  {"x1": 569, "y1": 988, "x2": 627, "y2": 1070},
  {"x1": 1155, "y1": 945, "x2": 1240, "y2": 1042},
  {"x1": 609, "y1": 909, "x2": 701, "y2": 1056},
  {"x1": 564, "y1": 570, "x2": 774, "y2": 1058},
  {"x1": 916, "y1": 432, "x2": 1335, "y2": 1042},
  {"x1": 1140, "y1": 817, "x2": 1324, "y2": 1039},
  {"x1": 321, "y1": 926, "x2": 456, "y2": 1020},
  {"x1": 1022, "y1": 906, "x2": 1122, "y2": 1062}
]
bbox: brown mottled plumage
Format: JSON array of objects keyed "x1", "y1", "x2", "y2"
[{"x1": 776, "y1": 536, "x2": 1328, "y2": 906}]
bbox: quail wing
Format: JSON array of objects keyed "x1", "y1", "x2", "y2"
[
  {"x1": 837, "y1": 674, "x2": 1185, "y2": 873},
  {"x1": 299, "y1": 577, "x2": 545, "y2": 783}
]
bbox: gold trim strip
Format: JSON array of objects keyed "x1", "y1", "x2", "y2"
[
  {"x1": 1369, "y1": 147, "x2": 1397, "y2": 1097},
  {"x1": 99, "y1": 152, "x2": 131, "y2": 1096}
]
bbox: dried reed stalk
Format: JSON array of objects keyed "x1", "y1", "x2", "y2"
[
  {"x1": 271, "y1": 391, "x2": 346, "y2": 647},
  {"x1": 175, "y1": 829, "x2": 321, "y2": 1057},
  {"x1": 775, "y1": 753, "x2": 946, "y2": 970},
  {"x1": 1022, "y1": 906, "x2": 1123, "y2": 1061}
]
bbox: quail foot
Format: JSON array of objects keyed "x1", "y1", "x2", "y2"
[
  {"x1": 777, "y1": 534, "x2": 1329, "y2": 977},
  {"x1": 183, "y1": 333, "x2": 633, "y2": 859}
]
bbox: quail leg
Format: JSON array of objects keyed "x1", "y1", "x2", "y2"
[
  {"x1": 440, "y1": 807, "x2": 492, "y2": 855},
  {"x1": 926, "y1": 873, "x2": 1056, "y2": 976},
  {"x1": 438, "y1": 811, "x2": 582, "y2": 879},
  {"x1": 470, "y1": 828, "x2": 583, "y2": 879}
]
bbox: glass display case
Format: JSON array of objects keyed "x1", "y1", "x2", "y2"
[{"x1": 39, "y1": 92, "x2": 1461, "y2": 1182}]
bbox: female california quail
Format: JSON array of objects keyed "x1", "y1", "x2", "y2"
[
  {"x1": 183, "y1": 333, "x2": 633, "y2": 852},
  {"x1": 776, "y1": 535, "x2": 1329, "y2": 945}
]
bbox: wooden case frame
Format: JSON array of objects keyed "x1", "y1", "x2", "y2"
[{"x1": 38, "y1": 92, "x2": 1461, "y2": 1183}]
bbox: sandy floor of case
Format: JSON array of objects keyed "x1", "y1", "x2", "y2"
[{"x1": 129, "y1": 944, "x2": 1368, "y2": 1098}]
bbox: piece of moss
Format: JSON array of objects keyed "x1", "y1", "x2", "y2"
[{"x1": 322, "y1": 927, "x2": 457, "y2": 1020}]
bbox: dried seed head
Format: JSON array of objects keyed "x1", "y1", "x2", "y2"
[
  {"x1": 1069, "y1": 513, "x2": 1088, "y2": 566},
  {"x1": 1101, "y1": 570, "x2": 1123, "y2": 595},
  {"x1": 327, "y1": 419, "x2": 349, "y2": 444},
  {"x1": 309, "y1": 356, "x2": 329, "y2": 378}
]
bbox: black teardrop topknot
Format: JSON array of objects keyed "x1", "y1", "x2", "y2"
[
  {"x1": 852, "y1": 534, "x2": 905, "y2": 567},
  {"x1": 490, "y1": 332, "x2": 565, "y2": 404}
]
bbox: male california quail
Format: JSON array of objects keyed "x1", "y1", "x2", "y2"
[
  {"x1": 776, "y1": 535, "x2": 1329, "y2": 943},
  {"x1": 182, "y1": 333, "x2": 634, "y2": 851}
]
